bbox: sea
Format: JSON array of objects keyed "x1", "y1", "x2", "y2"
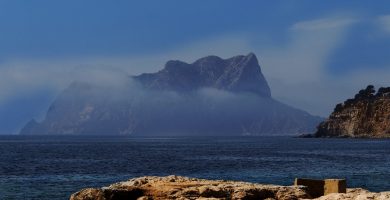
[{"x1": 0, "y1": 136, "x2": 389, "y2": 200}]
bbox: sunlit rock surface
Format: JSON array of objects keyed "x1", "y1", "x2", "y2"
[
  {"x1": 70, "y1": 175, "x2": 310, "y2": 200},
  {"x1": 70, "y1": 176, "x2": 390, "y2": 200},
  {"x1": 315, "y1": 85, "x2": 390, "y2": 138},
  {"x1": 314, "y1": 188, "x2": 390, "y2": 200}
]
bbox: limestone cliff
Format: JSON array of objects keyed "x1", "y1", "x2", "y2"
[{"x1": 315, "y1": 85, "x2": 390, "y2": 138}]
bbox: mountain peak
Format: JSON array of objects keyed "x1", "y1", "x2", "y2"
[
  {"x1": 244, "y1": 52, "x2": 258, "y2": 64},
  {"x1": 246, "y1": 52, "x2": 256, "y2": 58},
  {"x1": 135, "y1": 53, "x2": 271, "y2": 97},
  {"x1": 227, "y1": 52, "x2": 256, "y2": 61},
  {"x1": 215, "y1": 53, "x2": 271, "y2": 97},
  {"x1": 164, "y1": 60, "x2": 190, "y2": 70},
  {"x1": 193, "y1": 55, "x2": 223, "y2": 64}
]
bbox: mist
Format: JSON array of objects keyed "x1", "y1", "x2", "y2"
[{"x1": 21, "y1": 71, "x2": 320, "y2": 136}]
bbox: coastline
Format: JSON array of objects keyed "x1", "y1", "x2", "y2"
[{"x1": 299, "y1": 133, "x2": 390, "y2": 139}]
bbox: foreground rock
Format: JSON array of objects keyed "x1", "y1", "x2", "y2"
[
  {"x1": 315, "y1": 188, "x2": 390, "y2": 200},
  {"x1": 70, "y1": 175, "x2": 310, "y2": 200},
  {"x1": 70, "y1": 176, "x2": 390, "y2": 200},
  {"x1": 315, "y1": 85, "x2": 390, "y2": 138}
]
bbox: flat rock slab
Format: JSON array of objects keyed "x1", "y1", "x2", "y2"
[
  {"x1": 70, "y1": 176, "x2": 390, "y2": 200},
  {"x1": 70, "y1": 175, "x2": 309, "y2": 200}
]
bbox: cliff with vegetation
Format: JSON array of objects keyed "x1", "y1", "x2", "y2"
[{"x1": 315, "y1": 85, "x2": 390, "y2": 138}]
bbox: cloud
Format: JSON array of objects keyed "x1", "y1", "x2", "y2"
[
  {"x1": 0, "y1": 65, "x2": 66, "y2": 105},
  {"x1": 257, "y1": 15, "x2": 359, "y2": 116},
  {"x1": 291, "y1": 17, "x2": 358, "y2": 31},
  {"x1": 24, "y1": 78, "x2": 319, "y2": 135},
  {"x1": 260, "y1": 14, "x2": 390, "y2": 116},
  {"x1": 0, "y1": 33, "x2": 252, "y2": 110},
  {"x1": 0, "y1": 63, "x2": 128, "y2": 106},
  {"x1": 377, "y1": 15, "x2": 390, "y2": 33}
]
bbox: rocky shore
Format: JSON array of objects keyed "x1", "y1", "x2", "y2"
[{"x1": 70, "y1": 175, "x2": 390, "y2": 200}]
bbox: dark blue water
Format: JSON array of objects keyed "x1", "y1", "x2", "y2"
[{"x1": 0, "y1": 136, "x2": 389, "y2": 200}]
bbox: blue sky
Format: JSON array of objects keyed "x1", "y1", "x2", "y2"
[{"x1": 1, "y1": 0, "x2": 390, "y2": 134}]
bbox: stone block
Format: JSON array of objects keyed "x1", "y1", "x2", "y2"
[
  {"x1": 294, "y1": 178, "x2": 325, "y2": 198},
  {"x1": 324, "y1": 179, "x2": 346, "y2": 195}
]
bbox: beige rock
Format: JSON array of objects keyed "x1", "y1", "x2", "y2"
[
  {"x1": 70, "y1": 176, "x2": 309, "y2": 200},
  {"x1": 70, "y1": 188, "x2": 106, "y2": 200},
  {"x1": 311, "y1": 188, "x2": 390, "y2": 200},
  {"x1": 324, "y1": 179, "x2": 346, "y2": 195},
  {"x1": 70, "y1": 176, "x2": 390, "y2": 200}
]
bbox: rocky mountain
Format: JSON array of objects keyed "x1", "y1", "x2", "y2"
[
  {"x1": 20, "y1": 53, "x2": 322, "y2": 135},
  {"x1": 315, "y1": 85, "x2": 390, "y2": 138},
  {"x1": 135, "y1": 53, "x2": 271, "y2": 97}
]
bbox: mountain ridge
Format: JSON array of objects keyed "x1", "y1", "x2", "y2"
[{"x1": 134, "y1": 53, "x2": 271, "y2": 97}]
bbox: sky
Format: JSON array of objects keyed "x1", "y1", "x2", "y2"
[{"x1": 1, "y1": 0, "x2": 390, "y2": 134}]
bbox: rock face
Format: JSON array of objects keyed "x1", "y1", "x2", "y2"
[
  {"x1": 315, "y1": 85, "x2": 390, "y2": 138},
  {"x1": 69, "y1": 175, "x2": 310, "y2": 200},
  {"x1": 135, "y1": 53, "x2": 271, "y2": 97},
  {"x1": 20, "y1": 53, "x2": 322, "y2": 135},
  {"x1": 70, "y1": 176, "x2": 390, "y2": 200}
]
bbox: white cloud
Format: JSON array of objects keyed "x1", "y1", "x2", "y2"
[
  {"x1": 0, "y1": 65, "x2": 66, "y2": 105},
  {"x1": 2, "y1": 15, "x2": 390, "y2": 119},
  {"x1": 377, "y1": 15, "x2": 390, "y2": 33},
  {"x1": 0, "y1": 34, "x2": 252, "y2": 106},
  {"x1": 257, "y1": 16, "x2": 359, "y2": 116},
  {"x1": 291, "y1": 17, "x2": 358, "y2": 31},
  {"x1": 258, "y1": 15, "x2": 390, "y2": 116}
]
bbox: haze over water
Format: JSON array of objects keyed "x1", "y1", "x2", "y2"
[{"x1": 1, "y1": 136, "x2": 389, "y2": 200}]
